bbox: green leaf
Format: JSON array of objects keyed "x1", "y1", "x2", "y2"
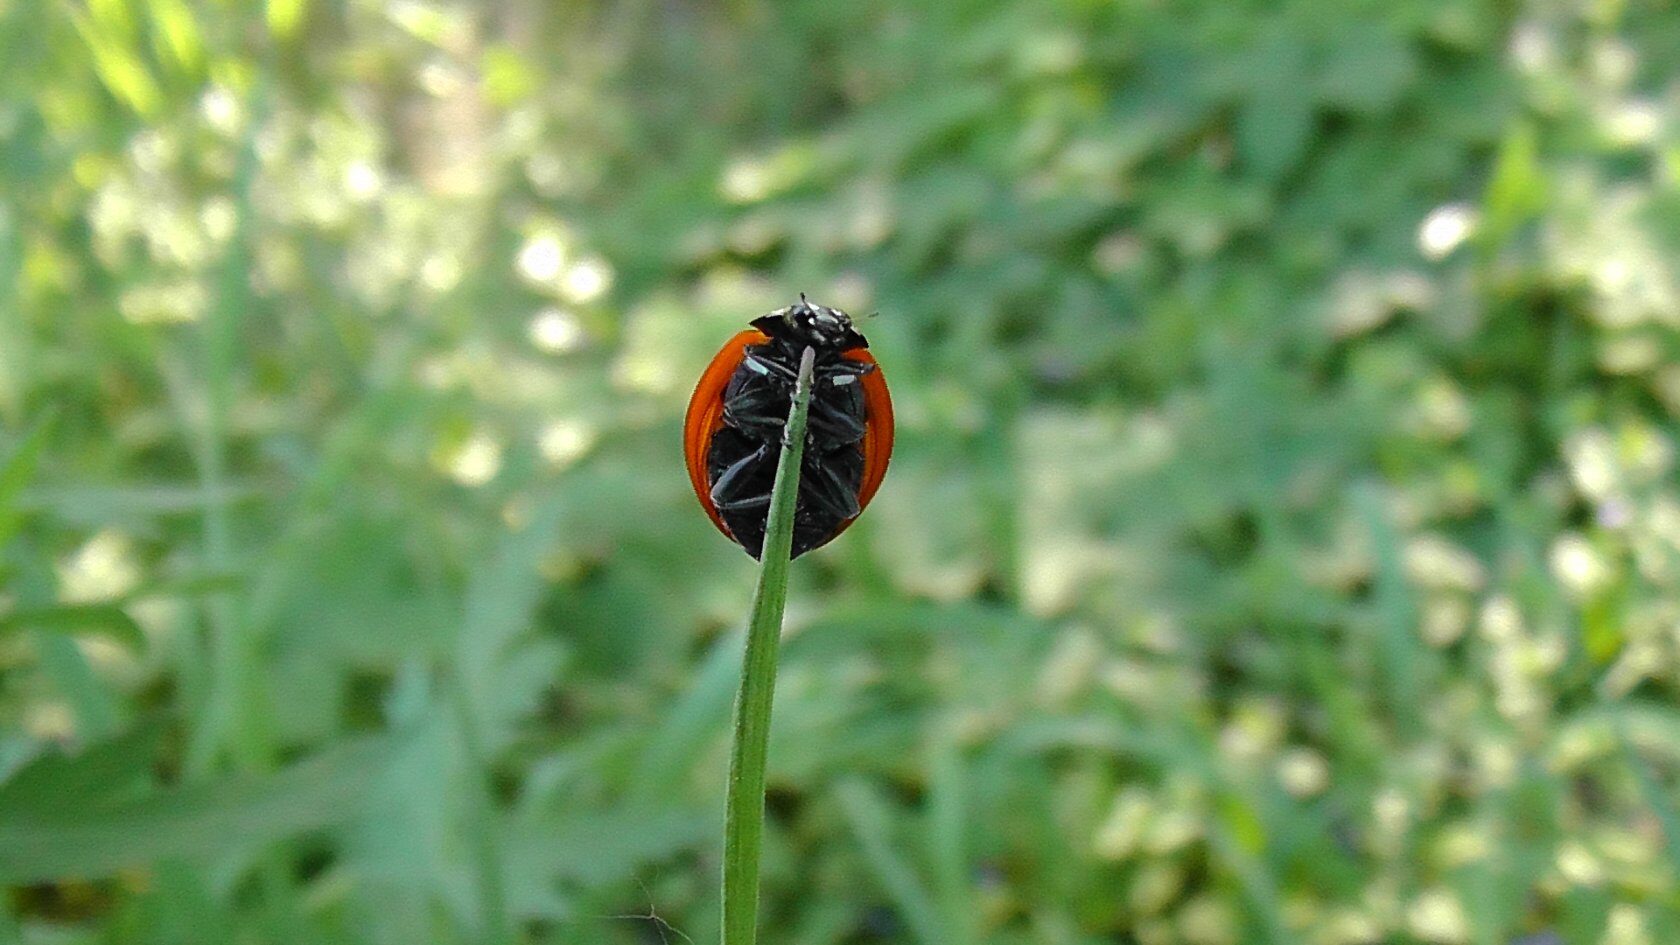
[
  {"x1": 503, "y1": 807, "x2": 712, "y2": 888},
  {"x1": 0, "y1": 603, "x2": 145, "y2": 650},
  {"x1": 0, "y1": 735, "x2": 396, "y2": 883},
  {"x1": 633, "y1": 628, "x2": 745, "y2": 800},
  {"x1": 67, "y1": 9, "x2": 163, "y2": 117},
  {"x1": 1356, "y1": 484, "x2": 1426, "y2": 741},
  {"x1": 1235, "y1": 33, "x2": 1315, "y2": 179},
  {"x1": 1480, "y1": 122, "x2": 1546, "y2": 250},
  {"x1": 0, "y1": 720, "x2": 165, "y2": 815},
  {"x1": 266, "y1": 0, "x2": 308, "y2": 40},
  {"x1": 458, "y1": 499, "x2": 568, "y2": 743},
  {"x1": 1317, "y1": 26, "x2": 1418, "y2": 113},
  {"x1": 146, "y1": 0, "x2": 205, "y2": 75}
]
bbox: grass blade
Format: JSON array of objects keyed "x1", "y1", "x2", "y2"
[
  {"x1": 837, "y1": 780, "x2": 946, "y2": 945},
  {"x1": 722, "y1": 345, "x2": 815, "y2": 945},
  {"x1": 927, "y1": 729, "x2": 977, "y2": 945},
  {"x1": 0, "y1": 411, "x2": 54, "y2": 551},
  {"x1": 0, "y1": 603, "x2": 145, "y2": 649}
]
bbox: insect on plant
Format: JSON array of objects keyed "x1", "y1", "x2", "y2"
[
  {"x1": 684, "y1": 295, "x2": 894, "y2": 559},
  {"x1": 684, "y1": 297, "x2": 893, "y2": 945}
]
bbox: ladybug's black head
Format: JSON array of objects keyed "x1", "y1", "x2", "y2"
[{"x1": 752, "y1": 294, "x2": 868, "y2": 352}]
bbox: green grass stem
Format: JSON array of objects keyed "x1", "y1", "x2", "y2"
[{"x1": 722, "y1": 345, "x2": 816, "y2": 945}]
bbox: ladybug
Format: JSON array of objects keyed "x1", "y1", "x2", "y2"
[{"x1": 684, "y1": 296, "x2": 894, "y2": 559}]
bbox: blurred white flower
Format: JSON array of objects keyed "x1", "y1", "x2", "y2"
[
  {"x1": 539, "y1": 419, "x2": 596, "y2": 468},
  {"x1": 721, "y1": 157, "x2": 771, "y2": 203},
  {"x1": 199, "y1": 86, "x2": 243, "y2": 135},
  {"x1": 1094, "y1": 787, "x2": 1153, "y2": 860},
  {"x1": 1508, "y1": 21, "x2": 1554, "y2": 72},
  {"x1": 418, "y1": 59, "x2": 467, "y2": 97},
  {"x1": 1565, "y1": 429, "x2": 1618, "y2": 500},
  {"x1": 1327, "y1": 269, "x2": 1435, "y2": 338},
  {"x1": 1436, "y1": 823, "x2": 1492, "y2": 867},
  {"x1": 344, "y1": 160, "x2": 384, "y2": 202},
  {"x1": 1414, "y1": 378, "x2": 1472, "y2": 440},
  {"x1": 517, "y1": 233, "x2": 567, "y2": 284},
  {"x1": 1325, "y1": 908, "x2": 1382, "y2": 945},
  {"x1": 440, "y1": 432, "x2": 503, "y2": 487},
  {"x1": 559, "y1": 256, "x2": 613, "y2": 304},
  {"x1": 420, "y1": 254, "x2": 462, "y2": 293},
  {"x1": 1418, "y1": 203, "x2": 1477, "y2": 260},
  {"x1": 1549, "y1": 533, "x2": 1612, "y2": 597},
  {"x1": 201, "y1": 197, "x2": 237, "y2": 244},
  {"x1": 58, "y1": 531, "x2": 141, "y2": 604},
  {"x1": 1372, "y1": 788, "x2": 1410, "y2": 841},
  {"x1": 1277, "y1": 748, "x2": 1330, "y2": 798},
  {"x1": 119, "y1": 280, "x2": 208, "y2": 325},
  {"x1": 1606, "y1": 905, "x2": 1652, "y2": 945},
  {"x1": 1178, "y1": 896, "x2": 1238, "y2": 945},
  {"x1": 528, "y1": 308, "x2": 586, "y2": 354},
  {"x1": 1404, "y1": 535, "x2": 1486, "y2": 592},
  {"x1": 1129, "y1": 862, "x2": 1184, "y2": 916},
  {"x1": 1422, "y1": 596, "x2": 1471, "y2": 647},
  {"x1": 1605, "y1": 100, "x2": 1662, "y2": 146},
  {"x1": 1597, "y1": 333, "x2": 1661, "y2": 375},
  {"x1": 1556, "y1": 840, "x2": 1605, "y2": 887},
  {"x1": 1473, "y1": 737, "x2": 1520, "y2": 787},
  {"x1": 1406, "y1": 889, "x2": 1469, "y2": 944},
  {"x1": 1219, "y1": 697, "x2": 1286, "y2": 763},
  {"x1": 1145, "y1": 806, "x2": 1202, "y2": 855},
  {"x1": 25, "y1": 702, "x2": 77, "y2": 742},
  {"x1": 1591, "y1": 39, "x2": 1638, "y2": 90}
]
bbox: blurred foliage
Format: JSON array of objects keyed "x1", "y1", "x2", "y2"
[{"x1": 5, "y1": 0, "x2": 1680, "y2": 944}]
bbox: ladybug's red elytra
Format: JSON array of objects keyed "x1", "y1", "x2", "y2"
[{"x1": 684, "y1": 296, "x2": 894, "y2": 559}]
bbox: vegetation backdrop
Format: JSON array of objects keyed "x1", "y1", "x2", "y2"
[{"x1": 5, "y1": 1, "x2": 1680, "y2": 944}]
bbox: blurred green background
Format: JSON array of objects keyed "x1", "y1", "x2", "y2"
[{"x1": 5, "y1": 1, "x2": 1680, "y2": 943}]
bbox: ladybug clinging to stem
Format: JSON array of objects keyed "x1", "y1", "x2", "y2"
[{"x1": 684, "y1": 296, "x2": 894, "y2": 559}]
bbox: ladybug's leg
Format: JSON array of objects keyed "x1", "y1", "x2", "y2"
[
  {"x1": 822, "y1": 359, "x2": 875, "y2": 378},
  {"x1": 722, "y1": 381, "x2": 787, "y2": 439},
  {"x1": 710, "y1": 442, "x2": 774, "y2": 511},
  {"x1": 807, "y1": 395, "x2": 866, "y2": 445},
  {"x1": 806, "y1": 366, "x2": 869, "y2": 447},
  {"x1": 716, "y1": 491, "x2": 772, "y2": 512},
  {"x1": 742, "y1": 351, "x2": 799, "y2": 383},
  {"x1": 800, "y1": 450, "x2": 862, "y2": 521}
]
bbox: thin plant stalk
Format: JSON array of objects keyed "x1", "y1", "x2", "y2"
[{"x1": 722, "y1": 345, "x2": 816, "y2": 945}]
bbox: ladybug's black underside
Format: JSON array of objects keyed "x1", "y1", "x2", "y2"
[{"x1": 707, "y1": 322, "x2": 876, "y2": 559}]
